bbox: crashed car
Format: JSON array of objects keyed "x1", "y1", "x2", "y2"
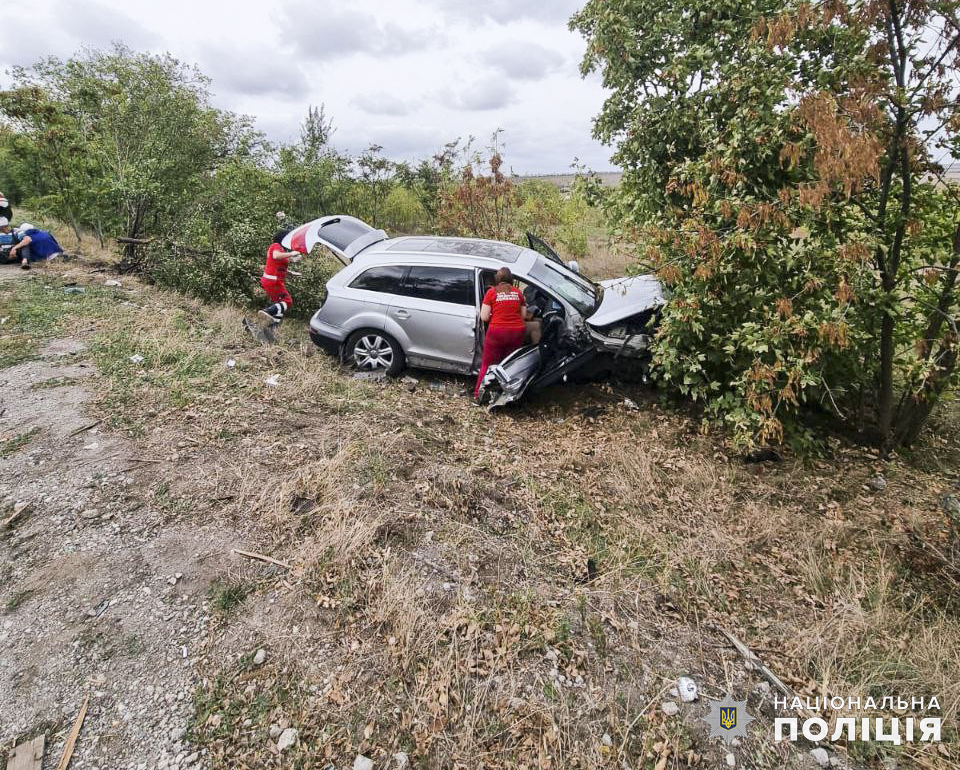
[{"x1": 286, "y1": 215, "x2": 666, "y2": 405}]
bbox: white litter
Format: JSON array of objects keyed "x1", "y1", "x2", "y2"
[
  {"x1": 677, "y1": 676, "x2": 699, "y2": 702},
  {"x1": 129, "y1": 354, "x2": 145, "y2": 364},
  {"x1": 105, "y1": 279, "x2": 122, "y2": 287},
  {"x1": 623, "y1": 398, "x2": 640, "y2": 410},
  {"x1": 226, "y1": 358, "x2": 237, "y2": 368},
  {"x1": 265, "y1": 374, "x2": 280, "y2": 387}
]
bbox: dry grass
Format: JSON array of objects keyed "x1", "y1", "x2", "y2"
[{"x1": 5, "y1": 258, "x2": 959, "y2": 768}]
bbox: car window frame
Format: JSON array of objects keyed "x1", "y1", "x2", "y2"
[
  {"x1": 397, "y1": 264, "x2": 477, "y2": 307},
  {"x1": 348, "y1": 264, "x2": 410, "y2": 294}
]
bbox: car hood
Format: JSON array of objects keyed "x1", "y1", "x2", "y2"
[{"x1": 586, "y1": 276, "x2": 665, "y2": 327}]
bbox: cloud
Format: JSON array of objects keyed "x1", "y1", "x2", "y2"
[
  {"x1": 352, "y1": 92, "x2": 419, "y2": 116},
  {"x1": 479, "y1": 41, "x2": 564, "y2": 81},
  {"x1": 202, "y1": 43, "x2": 309, "y2": 100},
  {"x1": 275, "y1": 3, "x2": 442, "y2": 60},
  {"x1": 452, "y1": 76, "x2": 517, "y2": 111},
  {"x1": 423, "y1": 0, "x2": 581, "y2": 24},
  {"x1": 56, "y1": 0, "x2": 160, "y2": 50}
]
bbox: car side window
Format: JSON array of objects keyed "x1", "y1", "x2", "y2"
[
  {"x1": 349, "y1": 265, "x2": 408, "y2": 293},
  {"x1": 399, "y1": 266, "x2": 475, "y2": 306}
]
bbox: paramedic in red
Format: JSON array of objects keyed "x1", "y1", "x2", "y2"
[
  {"x1": 259, "y1": 229, "x2": 302, "y2": 323},
  {"x1": 475, "y1": 267, "x2": 532, "y2": 400}
]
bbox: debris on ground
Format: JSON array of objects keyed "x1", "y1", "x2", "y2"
[
  {"x1": 7, "y1": 735, "x2": 44, "y2": 769},
  {"x1": 265, "y1": 374, "x2": 280, "y2": 387},
  {"x1": 104, "y1": 279, "x2": 122, "y2": 287},
  {"x1": 276, "y1": 728, "x2": 298, "y2": 752},
  {"x1": 353, "y1": 755, "x2": 374, "y2": 770},
  {"x1": 677, "y1": 676, "x2": 699, "y2": 702},
  {"x1": 661, "y1": 701, "x2": 680, "y2": 716},
  {"x1": 253, "y1": 648, "x2": 267, "y2": 666},
  {"x1": 810, "y1": 747, "x2": 830, "y2": 767},
  {"x1": 867, "y1": 474, "x2": 887, "y2": 492},
  {"x1": 623, "y1": 397, "x2": 639, "y2": 410},
  {"x1": 226, "y1": 358, "x2": 237, "y2": 368},
  {"x1": 129, "y1": 353, "x2": 145, "y2": 364}
]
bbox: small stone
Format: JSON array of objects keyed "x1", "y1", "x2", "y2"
[
  {"x1": 661, "y1": 701, "x2": 680, "y2": 716},
  {"x1": 393, "y1": 753, "x2": 409, "y2": 768},
  {"x1": 183, "y1": 752, "x2": 199, "y2": 765},
  {"x1": 353, "y1": 756, "x2": 374, "y2": 770},
  {"x1": 601, "y1": 733, "x2": 613, "y2": 747},
  {"x1": 226, "y1": 359, "x2": 237, "y2": 368},
  {"x1": 253, "y1": 649, "x2": 267, "y2": 666},
  {"x1": 269, "y1": 724, "x2": 282, "y2": 739},
  {"x1": 725, "y1": 753, "x2": 736, "y2": 767},
  {"x1": 867, "y1": 474, "x2": 887, "y2": 492},
  {"x1": 810, "y1": 748, "x2": 830, "y2": 768},
  {"x1": 277, "y1": 727, "x2": 298, "y2": 752},
  {"x1": 105, "y1": 279, "x2": 122, "y2": 287}
]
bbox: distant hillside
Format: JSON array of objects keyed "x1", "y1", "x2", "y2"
[
  {"x1": 517, "y1": 166, "x2": 960, "y2": 188},
  {"x1": 512, "y1": 172, "x2": 623, "y2": 188}
]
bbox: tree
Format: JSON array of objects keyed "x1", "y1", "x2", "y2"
[
  {"x1": 572, "y1": 0, "x2": 960, "y2": 451},
  {"x1": 1, "y1": 46, "x2": 247, "y2": 265},
  {"x1": 438, "y1": 134, "x2": 519, "y2": 241}
]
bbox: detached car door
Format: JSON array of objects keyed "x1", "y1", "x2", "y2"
[{"x1": 389, "y1": 266, "x2": 477, "y2": 373}]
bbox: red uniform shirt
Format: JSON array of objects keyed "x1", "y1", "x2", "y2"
[
  {"x1": 263, "y1": 243, "x2": 289, "y2": 281},
  {"x1": 483, "y1": 285, "x2": 526, "y2": 330}
]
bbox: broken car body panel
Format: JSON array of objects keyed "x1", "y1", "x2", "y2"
[{"x1": 587, "y1": 276, "x2": 666, "y2": 328}]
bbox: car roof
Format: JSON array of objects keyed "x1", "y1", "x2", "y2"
[{"x1": 353, "y1": 236, "x2": 538, "y2": 270}]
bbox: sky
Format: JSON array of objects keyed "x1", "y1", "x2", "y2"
[{"x1": 1, "y1": 0, "x2": 615, "y2": 174}]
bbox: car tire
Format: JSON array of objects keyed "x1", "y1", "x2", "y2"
[{"x1": 344, "y1": 329, "x2": 405, "y2": 376}]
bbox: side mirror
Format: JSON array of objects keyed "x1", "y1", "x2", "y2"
[{"x1": 567, "y1": 260, "x2": 580, "y2": 274}]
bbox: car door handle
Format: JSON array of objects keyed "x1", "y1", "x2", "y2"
[{"x1": 393, "y1": 309, "x2": 410, "y2": 319}]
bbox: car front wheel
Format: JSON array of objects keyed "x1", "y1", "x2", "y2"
[{"x1": 345, "y1": 329, "x2": 404, "y2": 376}]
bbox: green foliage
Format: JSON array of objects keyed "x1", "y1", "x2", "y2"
[
  {"x1": 572, "y1": 0, "x2": 960, "y2": 450},
  {"x1": 1, "y1": 47, "x2": 607, "y2": 325}
]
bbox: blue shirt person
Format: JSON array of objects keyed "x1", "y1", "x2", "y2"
[{"x1": 9, "y1": 224, "x2": 63, "y2": 269}]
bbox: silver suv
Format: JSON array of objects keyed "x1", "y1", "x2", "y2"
[{"x1": 293, "y1": 215, "x2": 665, "y2": 402}]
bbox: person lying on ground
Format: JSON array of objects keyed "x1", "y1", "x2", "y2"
[
  {"x1": 259, "y1": 228, "x2": 302, "y2": 323},
  {"x1": 8, "y1": 224, "x2": 64, "y2": 270}
]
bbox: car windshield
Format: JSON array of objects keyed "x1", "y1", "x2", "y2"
[{"x1": 528, "y1": 260, "x2": 599, "y2": 317}]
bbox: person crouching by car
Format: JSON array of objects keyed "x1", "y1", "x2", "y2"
[
  {"x1": 259, "y1": 228, "x2": 302, "y2": 324},
  {"x1": 8, "y1": 224, "x2": 63, "y2": 270},
  {"x1": 474, "y1": 266, "x2": 532, "y2": 401}
]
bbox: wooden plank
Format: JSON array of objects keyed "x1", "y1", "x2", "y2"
[
  {"x1": 7, "y1": 735, "x2": 45, "y2": 770},
  {"x1": 56, "y1": 697, "x2": 88, "y2": 770}
]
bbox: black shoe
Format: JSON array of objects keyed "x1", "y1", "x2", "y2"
[
  {"x1": 258, "y1": 305, "x2": 283, "y2": 324},
  {"x1": 20, "y1": 259, "x2": 30, "y2": 270}
]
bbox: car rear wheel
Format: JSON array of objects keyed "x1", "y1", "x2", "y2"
[{"x1": 345, "y1": 329, "x2": 404, "y2": 376}]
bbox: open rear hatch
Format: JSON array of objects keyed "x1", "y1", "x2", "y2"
[{"x1": 283, "y1": 215, "x2": 387, "y2": 264}]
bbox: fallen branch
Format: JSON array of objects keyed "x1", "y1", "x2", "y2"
[
  {"x1": 231, "y1": 548, "x2": 292, "y2": 570},
  {"x1": 115, "y1": 237, "x2": 152, "y2": 245},
  {"x1": 56, "y1": 696, "x2": 88, "y2": 770},
  {"x1": 716, "y1": 627, "x2": 792, "y2": 698},
  {"x1": 69, "y1": 420, "x2": 102, "y2": 437},
  {"x1": 2, "y1": 502, "x2": 33, "y2": 529}
]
